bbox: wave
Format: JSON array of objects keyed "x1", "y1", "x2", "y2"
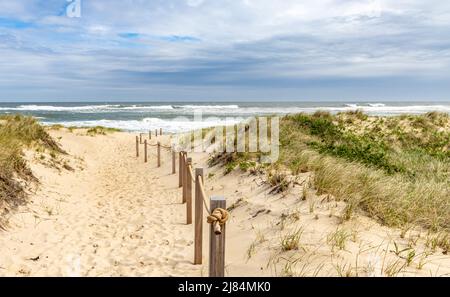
[
  {"x1": 0, "y1": 104, "x2": 121, "y2": 112},
  {"x1": 120, "y1": 105, "x2": 174, "y2": 110},
  {"x1": 43, "y1": 117, "x2": 241, "y2": 133},
  {"x1": 345, "y1": 103, "x2": 387, "y2": 108},
  {"x1": 173, "y1": 105, "x2": 239, "y2": 109},
  {"x1": 4, "y1": 103, "x2": 450, "y2": 132},
  {"x1": 0, "y1": 104, "x2": 240, "y2": 112},
  {"x1": 339, "y1": 104, "x2": 450, "y2": 113}
]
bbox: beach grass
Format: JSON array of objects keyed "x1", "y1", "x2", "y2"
[
  {"x1": 208, "y1": 111, "x2": 450, "y2": 232},
  {"x1": 278, "y1": 111, "x2": 449, "y2": 231},
  {"x1": 49, "y1": 124, "x2": 122, "y2": 135},
  {"x1": 0, "y1": 115, "x2": 63, "y2": 227},
  {"x1": 86, "y1": 126, "x2": 122, "y2": 136}
]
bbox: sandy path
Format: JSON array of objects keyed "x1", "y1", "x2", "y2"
[
  {"x1": 0, "y1": 131, "x2": 202, "y2": 276},
  {"x1": 2, "y1": 130, "x2": 449, "y2": 277}
]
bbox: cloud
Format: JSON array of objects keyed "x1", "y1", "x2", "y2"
[
  {"x1": 186, "y1": 0, "x2": 205, "y2": 7},
  {"x1": 1, "y1": 0, "x2": 450, "y2": 101}
]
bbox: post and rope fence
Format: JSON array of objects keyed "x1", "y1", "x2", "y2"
[
  {"x1": 134, "y1": 129, "x2": 228, "y2": 277},
  {"x1": 181, "y1": 152, "x2": 229, "y2": 276}
]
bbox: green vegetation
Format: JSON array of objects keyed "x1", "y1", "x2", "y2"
[
  {"x1": 49, "y1": 124, "x2": 122, "y2": 135},
  {"x1": 280, "y1": 228, "x2": 304, "y2": 251},
  {"x1": 0, "y1": 115, "x2": 63, "y2": 227},
  {"x1": 86, "y1": 126, "x2": 121, "y2": 136},
  {"x1": 327, "y1": 228, "x2": 351, "y2": 251},
  {"x1": 208, "y1": 111, "x2": 450, "y2": 232},
  {"x1": 284, "y1": 111, "x2": 449, "y2": 178},
  {"x1": 48, "y1": 124, "x2": 64, "y2": 130},
  {"x1": 277, "y1": 111, "x2": 449, "y2": 231}
]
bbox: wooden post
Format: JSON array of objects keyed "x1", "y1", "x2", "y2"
[
  {"x1": 186, "y1": 158, "x2": 193, "y2": 225},
  {"x1": 209, "y1": 196, "x2": 226, "y2": 277},
  {"x1": 136, "y1": 136, "x2": 139, "y2": 157},
  {"x1": 172, "y1": 149, "x2": 176, "y2": 174},
  {"x1": 140, "y1": 133, "x2": 143, "y2": 144},
  {"x1": 157, "y1": 142, "x2": 161, "y2": 167},
  {"x1": 179, "y1": 152, "x2": 183, "y2": 188},
  {"x1": 160, "y1": 128, "x2": 163, "y2": 136},
  {"x1": 144, "y1": 140, "x2": 148, "y2": 163},
  {"x1": 155, "y1": 129, "x2": 158, "y2": 137},
  {"x1": 149, "y1": 130, "x2": 152, "y2": 139},
  {"x1": 194, "y1": 168, "x2": 204, "y2": 264},
  {"x1": 182, "y1": 154, "x2": 187, "y2": 203}
]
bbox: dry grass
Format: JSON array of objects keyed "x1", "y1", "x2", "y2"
[
  {"x1": 277, "y1": 112, "x2": 450, "y2": 232},
  {"x1": 327, "y1": 228, "x2": 351, "y2": 251},
  {"x1": 280, "y1": 228, "x2": 304, "y2": 252},
  {"x1": 86, "y1": 126, "x2": 121, "y2": 136},
  {"x1": 0, "y1": 115, "x2": 63, "y2": 228},
  {"x1": 207, "y1": 111, "x2": 449, "y2": 235}
]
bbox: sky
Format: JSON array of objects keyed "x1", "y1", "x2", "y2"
[{"x1": 0, "y1": 0, "x2": 450, "y2": 102}]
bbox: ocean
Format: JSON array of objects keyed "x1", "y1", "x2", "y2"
[{"x1": 0, "y1": 101, "x2": 449, "y2": 133}]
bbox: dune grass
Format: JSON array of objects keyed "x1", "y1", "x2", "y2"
[
  {"x1": 0, "y1": 115, "x2": 63, "y2": 228},
  {"x1": 206, "y1": 111, "x2": 450, "y2": 232},
  {"x1": 277, "y1": 111, "x2": 449, "y2": 231},
  {"x1": 49, "y1": 124, "x2": 121, "y2": 135},
  {"x1": 86, "y1": 126, "x2": 122, "y2": 136}
]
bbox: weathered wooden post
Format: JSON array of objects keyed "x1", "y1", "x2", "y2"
[
  {"x1": 160, "y1": 128, "x2": 163, "y2": 136},
  {"x1": 172, "y1": 149, "x2": 176, "y2": 174},
  {"x1": 144, "y1": 140, "x2": 148, "y2": 163},
  {"x1": 149, "y1": 130, "x2": 152, "y2": 139},
  {"x1": 140, "y1": 133, "x2": 143, "y2": 144},
  {"x1": 194, "y1": 168, "x2": 204, "y2": 264},
  {"x1": 155, "y1": 129, "x2": 158, "y2": 137},
  {"x1": 209, "y1": 196, "x2": 226, "y2": 277},
  {"x1": 157, "y1": 142, "x2": 161, "y2": 167},
  {"x1": 136, "y1": 136, "x2": 139, "y2": 157},
  {"x1": 179, "y1": 152, "x2": 183, "y2": 188},
  {"x1": 182, "y1": 154, "x2": 188, "y2": 203},
  {"x1": 186, "y1": 158, "x2": 193, "y2": 225}
]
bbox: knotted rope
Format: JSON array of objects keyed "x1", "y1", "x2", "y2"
[{"x1": 207, "y1": 208, "x2": 229, "y2": 235}]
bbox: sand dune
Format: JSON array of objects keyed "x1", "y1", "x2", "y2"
[
  {"x1": 0, "y1": 129, "x2": 449, "y2": 276},
  {"x1": 0, "y1": 131, "x2": 202, "y2": 276}
]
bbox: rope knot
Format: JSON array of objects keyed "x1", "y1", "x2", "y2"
[{"x1": 207, "y1": 208, "x2": 229, "y2": 235}]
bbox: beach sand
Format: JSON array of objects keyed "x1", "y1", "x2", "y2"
[{"x1": 0, "y1": 129, "x2": 449, "y2": 276}]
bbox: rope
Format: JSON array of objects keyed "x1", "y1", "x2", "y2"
[
  {"x1": 197, "y1": 177, "x2": 211, "y2": 214},
  {"x1": 207, "y1": 208, "x2": 230, "y2": 235},
  {"x1": 187, "y1": 165, "x2": 196, "y2": 182}
]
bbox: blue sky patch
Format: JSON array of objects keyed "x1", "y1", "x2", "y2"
[
  {"x1": 0, "y1": 18, "x2": 33, "y2": 29},
  {"x1": 118, "y1": 33, "x2": 141, "y2": 39}
]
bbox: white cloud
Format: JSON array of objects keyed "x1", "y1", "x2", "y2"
[
  {"x1": 186, "y1": 0, "x2": 205, "y2": 7},
  {"x1": 1, "y1": 0, "x2": 450, "y2": 100}
]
